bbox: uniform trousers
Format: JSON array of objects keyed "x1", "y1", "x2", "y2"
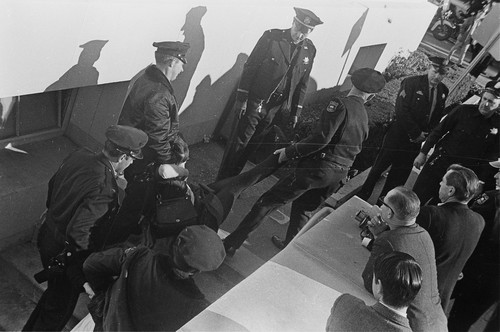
[
  {"x1": 358, "y1": 126, "x2": 420, "y2": 201},
  {"x1": 412, "y1": 151, "x2": 451, "y2": 206},
  {"x1": 217, "y1": 97, "x2": 284, "y2": 180},
  {"x1": 223, "y1": 157, "x2": 348, "y2": 249},
  {"x1": 23, "y1": 224, "x2": 81, "y2": 331}
]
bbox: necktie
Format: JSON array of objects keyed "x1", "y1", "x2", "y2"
[{"x1": 428, "y1": 87, "x2": 437, "y2": 124}]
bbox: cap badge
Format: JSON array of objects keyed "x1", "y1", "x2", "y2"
[
  {"x1": 304, "y1": 16, "x2": 311, "y2": 24},
  {"x1": 490, "y1": 128, "x2": 498, "y2": 135},
  {"x1": 416, "y1": 90, "x2": 423, "y2": 96},
  {"x1": 303, "y1": 57, "x2": 309, "y2": 65},
  {"x1": 327, "y1": 100, "x2": 339, "y2": 113}
]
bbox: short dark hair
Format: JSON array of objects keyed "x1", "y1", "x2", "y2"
[
  {"x1": 169, "y1": 136, "x2": 189, "y2": 165},
  {"x1": 387, "y1": 186, "x2": 420, "y2": 221},
  {"x1": 374, "y1": 251, "x2": 422, "y2": 308},
  {"x1": 445, "y1": 164, "x2": 480, "y2": 202},
  {"x1": 154, "y1": 52, "x2": 177, "y2": 65}
]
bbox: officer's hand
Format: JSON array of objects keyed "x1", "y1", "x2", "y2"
[
  {"x1": 234, "y1": 100, "x2": 247, "y2": 120},
  {"x1": 413, "y1": 152, "x2": 427, "y2": 169},
  {"x1": 273, "y1": 148, "x2": 288, "y2": 164},
  {"x1": 410, "y1": 132, "x2": 427, "y2": 144},
  {"x1": 288, "y1": 116, "x2": 298, "y2": 129},
  {"x1": 83, "y1": 282, "x2": 95, "y2": 299}
]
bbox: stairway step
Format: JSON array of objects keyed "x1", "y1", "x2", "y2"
[{"x1": 0, "y1": 241, "x2": 90, "y2": 330}]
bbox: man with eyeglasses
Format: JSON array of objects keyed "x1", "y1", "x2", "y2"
[
  {"x1": 362, "y1": 186, "x2": 447, "y2": 332},
  {"x1": 23, "y1": 125, "x2": 148, "y2": 331},
  {"x1": 358, "y1": 57, "x2": 449, "y2": 203},
  {"x1": 416, "y1": 164, "x2": 484, "y2": 313},
  {"x1": 217, "y1": 7, "x2": 323, "y2": 180}
]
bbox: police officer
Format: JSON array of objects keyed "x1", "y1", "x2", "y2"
[
  {"x1": 413, "y1": 79, "x2": 500, "y2": 205},
  {"x1": 222, "y1": 68, "x2": 386, "y2": 254},
  {"x1": 358, "y1": 56, "x2": 449, "y2": 202},
  {"x1": 115, "y1": 41, "x2": 190, "y2": 243},
  {"x1": 23, "y1": 125, "x2": 147, "y2": 331},
  {"x1": 217, "y1": 8, "x2": 323, "y2": 180}
]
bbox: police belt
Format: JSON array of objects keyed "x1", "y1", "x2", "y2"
[{"x1": 310, "y1": 152, "x2": 351, "y2": 170}]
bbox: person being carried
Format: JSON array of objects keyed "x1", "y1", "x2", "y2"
[{"x1": 327, "y1": 251, "x2": 423, "y2": 332}]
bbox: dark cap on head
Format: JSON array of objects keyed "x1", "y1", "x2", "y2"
[
  {"x1": 173, "y1": 225, "x2": 225, "y2": 272},
  {"x1": 294, "y1": 7, "x2": 323, "y2": 28},
  {"x1": 153, "y1": 41, "x2": 190, "y2": 64},
  {"x1": 428, "y1": 56, "x2": 449, "y2": 74},
  {"x1": 351, "y1": 68, "x2": 386, "y2": 93},
  {"x1": 483, "y1": 79, "x2": 500, "y2": 98},
  {"x1": 105, "y1": 125, "x2": 148, "y2": 159}
]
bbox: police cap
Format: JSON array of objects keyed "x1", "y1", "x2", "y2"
[
  {"x1": 351, "y1": 68, "x2": 386, "y2": 93},
  {"x1": 173, "y1": 225, "x2": 225, "y2": 272},
  {"x1": 428, "y1": 56, "x2": 449, "y2": 75},
  {"x1": 153, "y1": 41, "x2": 190, "y2": 64},
  {"x1": 490, "y1": 158, "x2": 500, "y2": 169},
  {"x1": 105, "y1": 125, "x2": 148, "y2": 159},
  {"x1": 293, "y1": 7, "x2": 323, "y2": 29},
  {"x1": 483, "y1": 79, "x2": 500, "y2": 99}
]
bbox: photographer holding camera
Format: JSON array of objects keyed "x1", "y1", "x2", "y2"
[{"x1": 23, "y1": 125, "x2": 147, "y2": 332}]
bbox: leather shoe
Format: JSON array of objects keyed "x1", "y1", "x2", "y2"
[
  {"x1": 223, "y1": 240, "x2": 237, "y2": 257},
  {"x1": 271, "y1": 235, "x2": 287, "y2": 250}
]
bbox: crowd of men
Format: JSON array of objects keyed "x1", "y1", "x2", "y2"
[{"x1": 22, "y1": 5, "x2": 500, "y2": 331}]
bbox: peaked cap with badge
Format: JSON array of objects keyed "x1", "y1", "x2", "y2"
[
  {"x1": 105, "y1": 125, "x2": 148, "y2": 159},
  {"x1": 484, "y1": 79, "x2": 500, "y2": 98},
  {"x1": 429, "y1": 56, "x2": 450, "y2": 75},
  {"x1": 153, "y1": 41, "x2": 190, "y2": 64},
  {"x1": 294, "y1": 7, "x2": 323, "y2": 28}
]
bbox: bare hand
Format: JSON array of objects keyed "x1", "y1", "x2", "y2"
[
  {"x1": 83, "y1": 282, "x2": 95, "y2": 299},
  {"x1": 273, "y1": 148, "x2": 288, "y2": 164},
  {"x1": 289, "y1": 116, "x2": 298, "y2": 129},
  {"x1": 413, "y1": 152, "x2": 427, "y2": 169},
  {"x1": 234, "y1": 100, "x2": 247, "y2": 120},
  {"x1": 410, "y1": 132, "x2": 427, "y2": 144}
]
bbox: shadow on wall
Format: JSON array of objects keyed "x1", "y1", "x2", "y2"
[
  {"x1": 180, "y1": 52, "x2": 248, "y2": 144},
  {"x1": 173, "y1": 6, "x2": 207, "y2": 108},
  {"x1": 45, "y1": 40, "x2": 108, "y2": 92}
]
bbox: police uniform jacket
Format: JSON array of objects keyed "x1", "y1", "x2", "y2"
[
  {"x1": 417, "y1": 202, "x2": 485, "y2": 312},
  {"x1": 84, "y1": 246, "x2": 207, "y2": 331},
  {"x1": 45, "y1": 149, "x2": 119, "y2": 288},
  {"x1": 237, "y1": 28, "x2": 316, "y2": 118},
  {"x1": 362, "y1": 224, "x2": 447, "y2": 332},
  {"x1": 284, "y1": 96, "x2": 368, "y2": 167},
  {"x1": 421, "y1": 104, "x2": 500, "y2": 166},
  {"x1": 392, "y1": 75, "x2": 448, "y2": 142},
  {"x1": 119, "y1": 65, "x2": 179, "y2": 164}
]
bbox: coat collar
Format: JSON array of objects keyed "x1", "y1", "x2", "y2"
[
  {"x1": 145, "y1": 64, "x2": 174, "y2": 94},
  {"x1": 372, "y1": 302, "x2": 411, "y2": 328}
]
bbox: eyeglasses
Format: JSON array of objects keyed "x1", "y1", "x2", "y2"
[{"x1": 378, "y1": 196, "x2": 394, "y2": 215}]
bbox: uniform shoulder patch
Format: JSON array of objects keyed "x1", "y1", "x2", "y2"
[{"x1": 327, "y1": 98, "x2": 345, "y2": 113}]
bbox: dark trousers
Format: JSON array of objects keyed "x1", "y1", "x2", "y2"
[
  {"x1": 23, "y1": 224, "x2": 81, "y2": 331},
  {"x1": 358, "y1": 126, "x2": 420, "y2": 201},
  {"x1": 223, "y1": 157, "x2": 348, "y2": 249},
  {"x1": 217, "y1": 98, "x2": 284, "y2": 180},
  {"x1": 412, "y1": 152, "x2": 450, "y2": 206}
]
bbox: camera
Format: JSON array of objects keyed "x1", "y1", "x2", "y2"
[{"x1": 355, "y1": 210, "x2": 373, "y2": 229}]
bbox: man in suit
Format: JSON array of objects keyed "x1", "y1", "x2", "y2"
[
  {"x1": 217, "y1": 7, "x2": 323, "y2": 180},
  {"x1": 413, "y1": 79, "x2": 500, "y2": 205},
  {"x1": 358, "y1": 57, "x2": 449, "y2": 202},
  {"x1": 362, "y1": 186, "x2": 447, "y2": 332},
  {"x1": 221, "y1": 68, "x2": 386, "y2": 254},
  {"x1": 416, "y1": 164, "x2": 484, "y2": 313},
  {"x1": 448, "y1": 158, "x2": 500, "y2": 331},
  {"x1": 327, "y1": 251, "x2": 422, "y2": 332}
]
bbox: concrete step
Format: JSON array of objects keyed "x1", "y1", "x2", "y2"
[{"x1": 0, "y1": 241, "x2": 90, "y2": 331}]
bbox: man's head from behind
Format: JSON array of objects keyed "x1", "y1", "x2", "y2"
[
  {"x1": 372, "y1": 251, "x2": 422, "y2": 310},
  {"x1": 439, "y1": 164, "x2": 480, "y2": 203},
  {"x1": 153, "y1": 41, "x2": 190, "y2": 81},
  {"x1": 170, "y1": 225, "x2": 226, "y2": 279},
  {"x1": 383, "y1": 186, "x2": 420, "y2": 227}
]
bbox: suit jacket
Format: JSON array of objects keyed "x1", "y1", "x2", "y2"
[
  {"x1": 119, "y1": 65, "x2": 179, "y2": 164},
  {"x1": 417, "y1": 202, "x2": 485, "y2": 312},
  {"x1": 362, "y1": 224, "x2": 447, "y2": 332},
  {"x1": 391, "y1": 74, "x2": 448, "y2": 143},
  {"x1": 84, "y1": 246, "x2": 208, "y2": 331},
  {"x1": 237, "y1": 28, "x2": 316, "y2": 118},
  {"x1": 326, "y1": 294, "x2": 411, "y2": 332}
]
